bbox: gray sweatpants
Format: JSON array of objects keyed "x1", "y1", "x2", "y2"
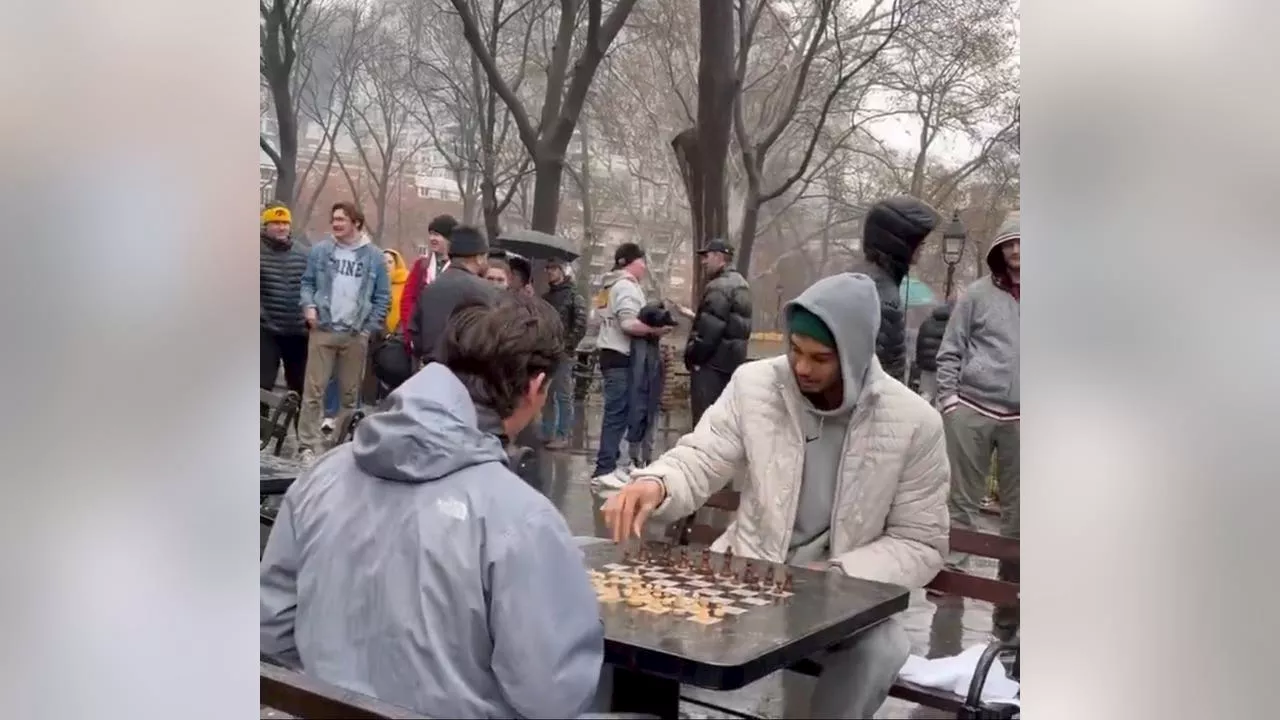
[{"x1": 943, "y1": 404, "x2": 1020, "y2": 632}]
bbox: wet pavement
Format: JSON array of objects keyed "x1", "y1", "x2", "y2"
[{"x1": 262, "y1": 400, "x2": 1007, "y2": 719}]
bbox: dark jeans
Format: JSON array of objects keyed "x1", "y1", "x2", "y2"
[
  {"x1": 593, "y1": 365, "x2": 631, "y2": 476},
  {"x1": 260, "y1": 329, "x2": 308, "y2": 395},
  {"x1": 689, "y1": 366, "x2": 732, "y2": 428},
  {"x1": 324, "y1": 377, "x2": 340, "y2": 418},
  {"x1": 540, "y1": 360, "x2": 575, "y2": 440}
]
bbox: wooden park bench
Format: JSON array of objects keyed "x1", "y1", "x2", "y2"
[
  {"x1": 330, "y1": 408, "x2": 366, "y2": 447},
  {"x1": 262, "y1": 658, "x2": 660, "y2": 720},
  {"x1": 668, "y1": 490, "x2": 1020, "y2": 720},
  {"x1": 261, "y1": 389, "x2": 301, "y2": 456},
  {"x1": 261, "y1": 660, "x2": 422, "y2": 719}
]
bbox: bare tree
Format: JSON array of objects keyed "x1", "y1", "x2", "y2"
[
  {"x1": 876, "y1": 0, "x2": 1020, "y2": 207},
  {"x1": 291, "y1": 2, "x2": 364, "y2": 230},
  {"x1": 260, "y1": 0, "x2": 318, "y2": 204},
  {"x1": 670, "y1": 0, "x2": 735, "y2": 296},
  {"x1": 402, "y1": 0, "x2": 535, "y2": 232},
  {"x1": 731, "y1": 0, "x2": 909, "y2": 275},
  {"x1": 447, "y1": 0, "x2": 641, "y2": 234},
  {"x1": 334, "y1": 5, "x2": 430, "y2": 243}
]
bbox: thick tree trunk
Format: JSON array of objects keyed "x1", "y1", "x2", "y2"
[
  {"x1": 736, "y1": 188, "x2": 762, "y2": 276},
  {"x1": 268, "y1": 74, "x2": 298, "y2": 205},
  {"x1": 676, "y1": 0, "x2": 736, "y2": 299},
  {"x1": 529, "y1": 152, "x2": 566, "y2": 233},
  {"x1": 480, "y1": 176, "x2": 502, "y2": 241}
]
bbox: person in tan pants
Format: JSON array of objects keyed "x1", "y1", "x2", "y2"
[{"x1": 296, "y1": 201, "x2": 391, "y2": 464}]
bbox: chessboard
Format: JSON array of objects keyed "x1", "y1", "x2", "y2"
[{"x1": 588, "y1": 544, "x2": 794, "y2": 625}]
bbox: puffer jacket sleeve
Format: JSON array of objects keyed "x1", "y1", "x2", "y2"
[
  {"x1": 831, "y1": 409, "x2": 949, "y2": 589},
  {"x1": 568, "y1": 289, "x2": 588, "y2": 351},
  {"x1": 684, "y1": 277, "x2": 732, "y2": 368},
  {"x1": 643, "y1": 368, "x2": 747, "y2": 522},
  {"x1": 914, "y1": 303, "x2": 953, "y2": 374},
  {"x1": 850, "y1": 262, "x2": 907, "y2": 381},
  {"x1": 876, "y1": 274, "x2": 908, "y2": 381}
]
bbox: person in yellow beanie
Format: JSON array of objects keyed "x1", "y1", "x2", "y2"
[
  {"x1": 260, "y1": 202, "x2": 309, "y2": 400},
  {"x1": 382, "y1": 249, "x2": 410, "y2": 333}
]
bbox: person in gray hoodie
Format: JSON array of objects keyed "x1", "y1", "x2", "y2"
[
  {"x1": 935, "y1": 210, "x2": 1020, "y2": 638},
  {"x1": 260, "y1": 295, "x2": 605, "y2": 719}
]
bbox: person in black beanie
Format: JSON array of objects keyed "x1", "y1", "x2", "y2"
[
  {"x1": 851, "y1": 196, "x2": 940, "y2": 382},
  {"x1": 408, "y1": 225, "x2": 499, "y2": 365}
]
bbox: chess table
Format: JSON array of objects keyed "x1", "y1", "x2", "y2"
[{"x1": 582, "y1": 540, "x2": 909, "y2": 719}]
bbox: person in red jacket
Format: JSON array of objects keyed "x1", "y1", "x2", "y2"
[{"x1": 401, "y1": 214, "x2": 457, "y2": 354}]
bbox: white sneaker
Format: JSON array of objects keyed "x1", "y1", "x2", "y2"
[
  {"x1": 296, "y1": 448, "x2": 316, "y2": 466},
  {"x1": 589, "y1": 468, "x2": 631, "y2": 499},
  {"x1": 320, "y1": 418, "x2": 335, "y2": 434}
]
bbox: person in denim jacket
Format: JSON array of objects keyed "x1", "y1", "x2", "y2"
[{"x1": 295, "y1": 201, "x2": 390, "y2": 463}]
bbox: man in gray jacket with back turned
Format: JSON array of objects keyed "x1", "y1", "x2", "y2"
[{"x1": 935, "y1": 210, "x2": 1020, "y2": 639}]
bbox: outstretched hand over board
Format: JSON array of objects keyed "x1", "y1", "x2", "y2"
[{"x1": 600, "y1": 477, "x2": 666, "y2": 542}]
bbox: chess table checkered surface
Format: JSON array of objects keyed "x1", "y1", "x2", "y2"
[{"x1": 590, "y1": 551, "x2": 795, "y2": 625}]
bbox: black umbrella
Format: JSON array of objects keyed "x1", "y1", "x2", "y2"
[{"x1": 494, "y1": 228, "x2": 579, "y2": 262}]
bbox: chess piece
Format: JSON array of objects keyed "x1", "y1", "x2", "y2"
[
  {"x1": 782, "y1": 572, "x2": 794, "y2": 592},
  {"x1": 742, "y1": 562, "x2": 757, "y2": 585},
  {"x1": 699, "y1": 549, "x2": 713, "y2": 574},
  {"x1": 622, "y1": 546, "x2": 632, "y2": 562},
  {"x1": 637, "y1": 544, "x2": 650, "y2": 563},
  {"x1": 722, "y1": 546, "x2": 734, "y2": 574}
]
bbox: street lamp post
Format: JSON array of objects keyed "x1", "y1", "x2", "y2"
[{"x1": 942, "y1": 209, "x2": 968, "y2": 301}]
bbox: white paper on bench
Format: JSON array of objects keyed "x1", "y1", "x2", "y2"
[{"x1": 897, "y1": 645, "x2": 1020, "y2": 707}]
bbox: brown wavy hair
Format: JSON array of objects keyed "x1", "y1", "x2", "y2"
[{"x1": 439, "y1": 294, "x2": 564, "y2": 418}]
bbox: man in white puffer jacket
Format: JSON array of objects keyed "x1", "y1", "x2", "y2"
[{"x1": 603, "y1": 272, "x2": 951, "y2": 718}]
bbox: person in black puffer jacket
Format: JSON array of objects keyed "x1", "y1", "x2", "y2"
[
  {"x1": 685, "y1": 239, "x2": 753, "y2": 426},
  {"x1": 912, "y1": 301, "x2": 953, "y2": 400},
  {"x1": 850, "y1": 196, "x2": 940, "y2": 382},
  {"x1": 260, "y1": 203, "x2": 310, "y2": 398}
]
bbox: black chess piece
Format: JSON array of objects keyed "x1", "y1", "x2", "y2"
[{"x1": 742, "y1": 562, "x2": 757, "y2": 585}]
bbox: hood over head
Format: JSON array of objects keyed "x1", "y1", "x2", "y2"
[
  {"x1": 352, "y1": 363, "x2": 509, "y2": 483},
  {"x1": 783, "y1": 272, "x2": 881, "y2": 415},
  {"x1": 383, "y1": 249, "x2": 410, "y2": 284},
  {"x1": 862, "y1": 196, "x2": 940, "y2": 282},
  {"x1": 986, "y1": 210, "x2": 1021, "y2": 277}
]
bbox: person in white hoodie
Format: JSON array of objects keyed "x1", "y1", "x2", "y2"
[{"x1": 603, "y1": 272, "x2": 951, "y2": 719}]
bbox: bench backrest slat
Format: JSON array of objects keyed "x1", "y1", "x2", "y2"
[
  {"x1": 949, "y1": 527, "x2": 1020, "y2": 561},
  {"x1": 926, "y1": 569, "x2": 1019, "y2": 607}
]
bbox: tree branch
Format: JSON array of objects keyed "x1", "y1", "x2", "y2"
[{"x1": 448, "y1": 0, "x2": 540, "y2": 154}]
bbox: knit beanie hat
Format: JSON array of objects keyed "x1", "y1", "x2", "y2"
[
  {"x1": 447, "y1": 226, "x2": 489, "y2": 257},
  {"x1": 787, "y1": 306, "x2": 836, "y2": 349},
  {"x1": 261, "y1": 205, "x2": 291, "y2": 225}
]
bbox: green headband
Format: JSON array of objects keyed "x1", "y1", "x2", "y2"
[{"x1": 787, "y1": 306, "x2": 836, "y2": 348}]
